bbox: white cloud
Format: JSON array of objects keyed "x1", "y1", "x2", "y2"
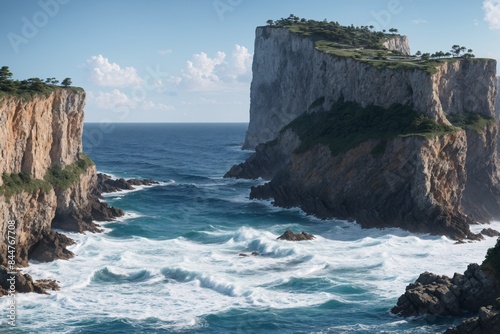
[
  {"x1": 89, "y1": 89, "x2": 174, "y2": 111},
  {"x1": 86, "y1": 55, "x2": 143, "y2": 87},
  {"x1": 158, "y1": 49, "x2": 173, "y2": 55},
  {"x1": 172, "y1": 44, "x2": 252, "y2": 91},
  {"x1": 89, "y1": 89, "x2": 133, "y2": 109},
  {"x1": 411, "y1": 19, "x2": 427, "y2": 25},
  {"x1": 483, "y1": 0, "x2": 500, "y2": 29}
]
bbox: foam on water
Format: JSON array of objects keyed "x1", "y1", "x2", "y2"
[
  {"x1": 5, "y1": 215, "x2": 499, "y2": 332},
  {"x1": 3, "y1": 124, "x2": 500, "y2": 333}
]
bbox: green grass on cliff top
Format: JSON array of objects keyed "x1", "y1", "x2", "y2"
[
  {"x1": 285, "y1": 101, "x2": 457, "y2": 157},
  {"x1": 0, "y1": 81, "x2": 83, "y2": 102},
  {"x1": 266, "y1": 17, "x2": 477, "y2": 74}
]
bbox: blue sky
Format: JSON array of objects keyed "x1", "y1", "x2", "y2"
[{"x1": 1, "y1": 0, "x2": 500, "y2": 122}]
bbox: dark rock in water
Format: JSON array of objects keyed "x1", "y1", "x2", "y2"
[
  {"x1": 277, "y1": 230, "x2": 315, "y2": 241},
  {"x1": 251, "y1": 251, "x2": 259, "y2": 256},
  {"x1": 481, "y1": 228, "x2": 500, "y2": 237},
  {"x1": 28, "y1": 231, "x2": 75, "y2": 263},
  {"x1": 0, "y1": 266, "x2": 60, "y2": 296},
  {"x1": 95, "y1": 173, "x2": 159, "y2": 195},
  {"x1": 239, "y1": 253, "x2": 249, "y2": 257},
  {"x1": 445, "y1": 306, "x2": 500, "y2": 334},
  {"x1": 90, "y1": 200, "x2": 124, "y2": 223},
  {"x1": 392, "y1": 264, "x2": 498, "y2": 317},
  {"x1": 34, "y1": 279, "x2": 60, "y2": 293}
]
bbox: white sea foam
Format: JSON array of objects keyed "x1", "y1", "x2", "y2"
[
  {"x1": 3, "y1": 219, "x2": 500, "y2": 332},
  {"x1": 101, "y1": 180, "x2": 175, "y2": 198}
]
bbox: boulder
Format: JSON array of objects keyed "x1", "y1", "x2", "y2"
[{"x1": 277, "y1": 230, "x2": 315, "y2": 241}]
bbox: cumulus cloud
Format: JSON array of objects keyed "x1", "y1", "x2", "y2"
[
  {"x1": 483, "y1": 0, "x2": 500, "y2": 29},
  {"x1": 172, "y1": 44, "x2": 252, "y2": 91},
  {"x1": 86, "y1": 55, "x2": 143, "y2": 87},
  {"x1": 89, "y1": 89, "x2": 174, "y2": 111}
]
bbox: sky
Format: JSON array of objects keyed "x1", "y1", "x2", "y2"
[{"x1": 1, "y1": 0, "x2": 500, "y2": 123}]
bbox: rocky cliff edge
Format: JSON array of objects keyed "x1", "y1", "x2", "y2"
[{"x1": 228, "y1": 24, "x2": 500, "y2": 240}]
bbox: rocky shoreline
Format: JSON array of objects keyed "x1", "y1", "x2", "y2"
[
  {"x1": 0, "y1": 173, "x2": 159, "y2": 297},
  {"x1": 392, "y1": 238, "x2": 500, "y2": 333}
]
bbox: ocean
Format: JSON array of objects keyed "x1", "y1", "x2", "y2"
[{"x1": 2, "y1": 123, "x2": 500, "y2": 333}]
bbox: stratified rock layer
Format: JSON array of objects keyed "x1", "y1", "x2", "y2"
[
  {"x1": 229, "y1": 25, "x2": 500, "y2": 239},
  {"x1": 243, "y1": 27, "x2": 496, "y2": 149},
  {"x1": 0, "y1": 90, "x2": 123, "y2": 268}
]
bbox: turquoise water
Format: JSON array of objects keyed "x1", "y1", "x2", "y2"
[{"x1": 1, "y1": 123, "x2": 499, "y2": 333}]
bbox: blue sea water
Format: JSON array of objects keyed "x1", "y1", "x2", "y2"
[{"x1": 2, "y1": 123, "x2": 500, "y2": 333}]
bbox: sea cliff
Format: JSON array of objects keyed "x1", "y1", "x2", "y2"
[
  {"x1": 228, "y1": 22, "x2": 500, "y2": 239},
  {"x1": 0, "y1": 89, "x2": 121, "y2": 273}
]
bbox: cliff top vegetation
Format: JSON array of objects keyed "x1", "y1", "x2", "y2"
[
  {"x1": 484, "y1": 238, "x2": 500, "y2": 280},
  {"x1": 0, "y1": 66, "x2": 81, "y2": 100},
  {"x1": 264, "y1": 15, "x2": 480, "y2": 73}
]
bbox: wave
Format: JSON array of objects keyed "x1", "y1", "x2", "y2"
[{"x1": 92, "y1": 267, "x2": 153, "y2": 285}]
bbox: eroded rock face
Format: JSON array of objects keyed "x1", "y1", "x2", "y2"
[
  {"x1": 383, "y1": 35, "x2": 411, "y2": 55},
  {"x1": 0, "y1": 189, "x2": 57, "y2": 267},
  {"x1": 243, "y1": 27, "x2": 496, "y2": 149},
  {"x1": 0, "y1": 90, "x2": 85, "y2": 183},
  {"x1": 0, "y1": 90, "x2": 123, "y2": 268},
  {"x1": 230, "y1": 26, "x2": 500, "y2": 239},
  {"x1": 246, "y1": 131, "x2": 478, "y2": 239}
]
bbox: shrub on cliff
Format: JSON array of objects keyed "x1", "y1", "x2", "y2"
[
  {"x1": 0, "y1": 172, "x2": 51, "y2": 199},
  {"x1": 45, "y1": 154, "x2": 94, "y2": 190},
  {"x1": 484, "y1": 238, "x2": 500, "y2": 280}
]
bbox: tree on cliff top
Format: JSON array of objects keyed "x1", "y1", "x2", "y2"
[
  {"x1": 0, "y1": 66, "x2": 13, "y2": 82},
  {"x1": 61, "y1": 78, "x2": 72, "y2": 87}
]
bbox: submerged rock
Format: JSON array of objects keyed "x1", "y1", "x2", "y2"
[
  {"x1": 482, "y1": 228, "x2": 500, "y2": 237},
  {"x1": 277, "y1": 230, "x2": 315, "y2": 241},
  {"x1": 95, "y1": 173, "x2": 158, "y2": 195}
]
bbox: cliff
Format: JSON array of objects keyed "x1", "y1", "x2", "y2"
[
  {"x1": 383, "y1": 35, "x2": 411, "y2": 55},
  {"x1": 0, "y1": 89, "x2": 121, "y2": 270},
  {"x1": 243, "y1": 27, "x2": 495, "y2": 149},
  {"x1": 228, "y1": 23, "x2": 500, "y2": 239},
  {"x1": 0, "y1": 90, "x2": 85, "y2": 182}
]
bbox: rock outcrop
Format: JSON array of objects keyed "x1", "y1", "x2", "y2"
[
  {"x1": 229, "y1": 24, "x2": 500, "y2": 239},
  {"x1": 277, "y1": 230, "x2": 315, "y2": 241},
  {"x1": 95, "y1": 173, "x2": 158, "y2": 194},
  {"x1": 0, "y1": 89, "x2": 123, "y2": 272},
  {"x1": 383, "y1": 35, "x2": 411, "y2": 55},
  {"x1": 392, "y1": 264, "x2": 498, "y2": 317},
  {"x1": 393, "y1": 238, "x2": 500, "y2": 333},
  {"x1": 243, "y1": 27, "x2": 495, "y2": 149},
  {"x1": 0, "y1": 266, "x2": 59, "y2": 296},
  {"x1": 445, "y1": 306, "x2": 500, "y2": 334},
  {"x1": 0, "y1": 90, "x2": 85, "y2": 182}
]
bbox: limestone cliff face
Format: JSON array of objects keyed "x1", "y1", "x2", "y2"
[
  {"x1": 243, "y1": 27, "x2": 496, "y2": 149},
  {"x1": 243, "y1": 130, "x2": 476, "y2": 239},
  {"x1": 231, "y1": 26, "x2": 500, "y2": 239},
  {"x1": 0, "y1": 90, "x2": 85, "y2": 183},
  {"x1": 0, "y1": 189, "x2": 57, "y2": 267},
  {"x1": 0, "y1": 89, "x2": 116, "y2": 268},
  {"x1": 383, "y1": 35, "x2": 411, "y2": 55}
]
